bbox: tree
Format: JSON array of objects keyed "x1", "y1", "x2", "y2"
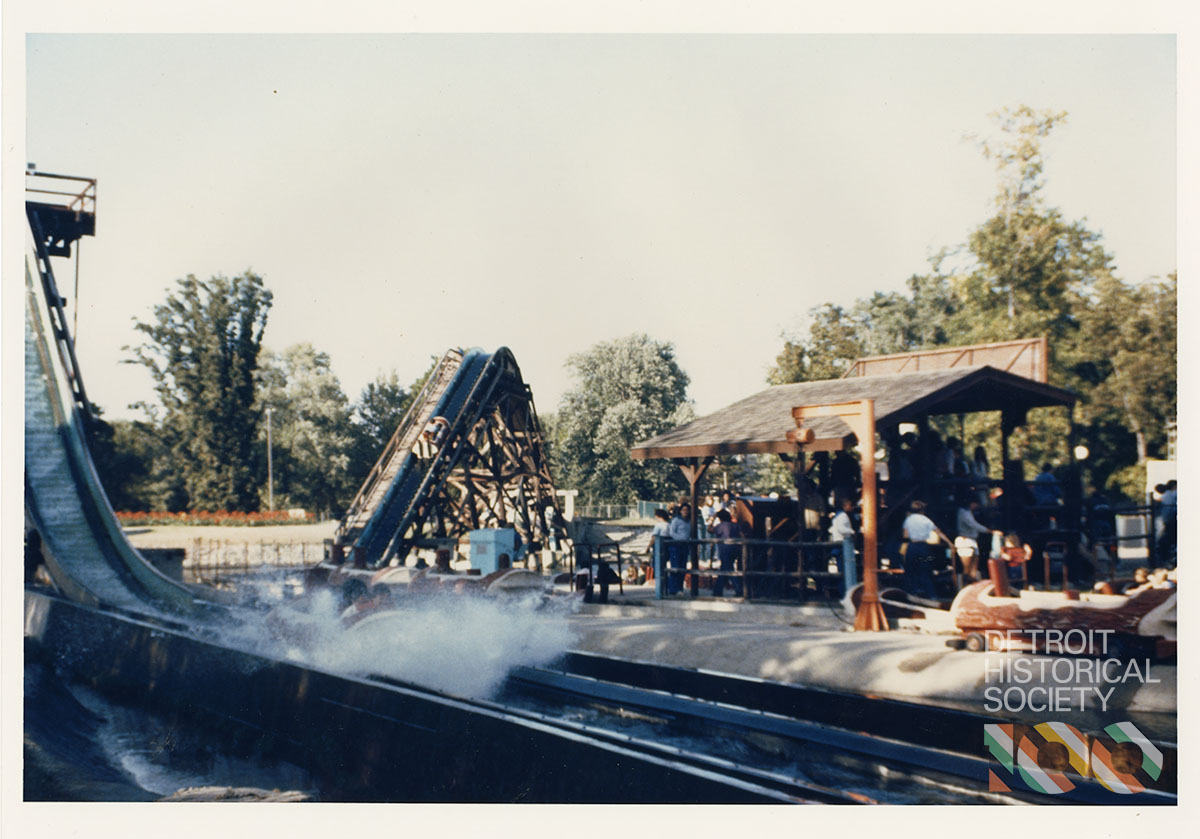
[
  {"x1": 768, "y1": 304, "x2": 862, "y2": 385},
  {"x1": 342, "y1": 357, "x2": 441, "y2": 497},
  {"x1": 90, "y1": 416, "x2": 181, "y2": 512},
  {"x1": 766, "y1": 107, "x2": 1175, "y2": 498},
  {"x1": 553, "y1": 334, "x2": 694, "y2": 504},
  {"x1": 256, "y1": 343, "x2": 356, "y2": 517},
  {"x1": 1069, "y1": 273, "x2": 1177, "y2": 498},
  {"x1": 126, "y1": 272, "x2": 272, "y2": 511},
  {"x1": 767, "y1": 274, "x2": 961, "y2": 385},
  {"x1": 346, "y1": 369, "x2": 416, "y2": 491}
]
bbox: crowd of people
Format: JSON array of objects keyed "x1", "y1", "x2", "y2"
[{"x1": 637, "y1": 441, "x2": 1176, "y2": 604}]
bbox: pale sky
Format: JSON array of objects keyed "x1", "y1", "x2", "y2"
[{"x1": 21, "y1": 32, "x2": 1177, "y2": 422}]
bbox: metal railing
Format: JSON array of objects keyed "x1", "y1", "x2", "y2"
[
  {"x1": 575, "y1": 500, "x2": 674, "y2": 521},
  {"x1": 575, "y1": 503, "x2": 639, "y2": 521},
  {"x1": 26, "y1": 170, "x2": 97, "y2": 214},
  {"x1": 649, "y1": 536, "x2": 848, "y2": 602}
]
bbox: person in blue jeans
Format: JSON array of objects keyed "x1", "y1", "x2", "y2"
[
  {"x1": 667, "y1": 503, "x2": 692, "y2": 595},
  {"x1": 829, "y1": 497, "x2": 858, "y2": 596},
  {"x1": 711, "y1": 509, "x2": 743, "y2": 597}
]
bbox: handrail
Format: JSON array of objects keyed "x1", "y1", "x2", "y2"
[
  {"x1": 650, "y1": 534, "x2": 848, "y2": 602},
  {"x1": 25, "y1": 213, "x2": 92, "y2": 418},
  {"x1": 26, "y1": 171, "x2": 97, "y2": 214}
]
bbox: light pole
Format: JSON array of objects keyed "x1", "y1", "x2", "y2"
[
  {"x1": 1074, "y1": 443, "x2": 1089, "y2": 534},
  {"x1": 265, "y1": 406, "x2": 274, "y2": 512}
]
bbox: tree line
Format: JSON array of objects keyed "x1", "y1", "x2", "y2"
[{"x1": 90, "y1": 272, "x2": 431, "y2": 518}]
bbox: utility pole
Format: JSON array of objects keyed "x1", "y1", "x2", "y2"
[{"x1": 265, "y1": 406, "x2": 274, "y2": 512}]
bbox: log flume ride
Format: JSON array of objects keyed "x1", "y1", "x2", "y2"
[{"x1": 22, "y1": 178, "x2": 1176, "y2": 804}]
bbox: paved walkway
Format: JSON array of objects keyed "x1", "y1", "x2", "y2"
[{"x1": 566, "y1": 585, "x2": 1177, "y2": 722}]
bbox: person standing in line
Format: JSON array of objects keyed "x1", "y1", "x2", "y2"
[
  {"x1": 830, "y1": 451, "x2": 861, "y2": 511},
  {"x1": 941, "y1": 436, "x2": 961, "y2": 480},
  {"x1": 901, "y1": 500, "x2": 952, "y2": 599},
  {"x1": 1032, "y1": 462, "x2": 1062, "y2": 506},
  {"x1": 667, "y1": 503, "x2": 693, "y2": 595},
  {"x1": 701, "y1": 494, "x2": 718, "y2": 560},
  {"x1": 829, "y1": 497, "x2": 858, "y2": 596},
  {"x1": 711, "y1": 509, "x2": 743, "y2": 597},
  {"x1": 1157, "y1": 480, "x2": 1177, "y2": 565}
]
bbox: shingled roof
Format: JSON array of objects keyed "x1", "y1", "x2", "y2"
[{"x1": 630, "y1": 365, "x2": 1076, "y2": 460}]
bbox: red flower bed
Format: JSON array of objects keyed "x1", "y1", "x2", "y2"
[{"x1": 115, "y1": 510, "x2": 315, "y2": 526}]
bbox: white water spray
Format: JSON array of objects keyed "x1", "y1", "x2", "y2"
[{"x1": 224, "y1": 582, "x2": 580, "y2": 700}]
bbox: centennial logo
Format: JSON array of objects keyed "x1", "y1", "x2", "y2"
[
  {"x1": 984, "y1": 721, "x2": 1163, "y2": 795},
  {"x1": 979, "y1": 629, "x2": 1166, "y2": 797}
]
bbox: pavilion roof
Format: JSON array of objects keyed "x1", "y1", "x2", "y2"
[{"x1": 630, "y1": 365, "x2": 1076, "y2": 460}]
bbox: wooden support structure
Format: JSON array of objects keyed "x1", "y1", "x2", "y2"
[
  {"x1": 792, "y1": 399, "x2": 888, "y2": 631},
  {"x1": 674, "y1": 457, "x2": 713, "y2": 597}
]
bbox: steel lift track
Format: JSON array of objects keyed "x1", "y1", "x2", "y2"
[{"x1": 337, "y1": 345, "x2": 564, "y2": 569}]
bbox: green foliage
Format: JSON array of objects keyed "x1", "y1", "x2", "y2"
[
  {"x1": 769, "y1": 304, "x2": 861, "y2": 384},
  {"x1": 90, "y1": 416, "x2": 181, "y2": 512},
  {"x1": 256, "y1": 343, "x2": 356, "y2": 517},
  {"x1": 553, "y1": 334, "x2": 694, "y2": 504},
  {"x1": 350, "y1": 371, "x2": 412, "y2": 460},
  {"x1": 345, "y1": 362, "x2": 435, "y2": 492},
  {"x1": 766, "y1": 107, "x2": 1176, "y2": 494},
  {"x1": 126, "y1": 272, "x2": 272, "y2": 512}
]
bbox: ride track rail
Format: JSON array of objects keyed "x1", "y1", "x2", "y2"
[{"x1": 497, "y1": 653, "x2": 1178, "y2": 806}]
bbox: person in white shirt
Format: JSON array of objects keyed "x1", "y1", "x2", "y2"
[
  {"x1": 700, "y1": 495, "x2": 717, "y2": 559},
  {"x1": 830, "y1": 497, "x2": 858, "y2": 595},
  {"x1": 830, "y1": 498, "x2": 857, "y2": 543},
  {"x1": 902, "y1": 500, "x2": 952, "y2": 599}
]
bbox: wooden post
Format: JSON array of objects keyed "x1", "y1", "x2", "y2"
[
  {"x1": 675, "y1": 457, "x2": 712, "y2": 598},
  {"x1": 855, "y1": 400, "x2": 887, "y2": 631},
  {"x1": 741, "y1": 540, "x2": 750, "y2": 602},
  {"x1": 617, "y1": 545, "x2": 624, "y2": 595},
  {"x1": 1001, "y1": 409, "x2": 1022, "y2": 532},
  {"x1": 792, "y1": 399, "x2": 888, "y2": 631}
]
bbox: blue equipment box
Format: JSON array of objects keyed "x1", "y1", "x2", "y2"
[{"x1": 469, "y1": 528, "x2": 517, "y2": 575}]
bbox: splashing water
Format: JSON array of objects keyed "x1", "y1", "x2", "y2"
[{"x1": 224, "y1": 581, "x2": 579, "y2": 700}]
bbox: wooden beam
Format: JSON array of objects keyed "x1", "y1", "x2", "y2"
[
  {"x1": 632, "y1": 435, "x2": 853, "y2": 461},
  {"x1": 792, "y1": 398, "x2": 888, "y2": 631},
  {"x1": 675, "y1": 456, "x2": 713, "y2": 598}
]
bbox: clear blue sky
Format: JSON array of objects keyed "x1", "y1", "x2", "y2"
[{"x1": 21, "y1": 31, "x2": 1177, "y2": 422}]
